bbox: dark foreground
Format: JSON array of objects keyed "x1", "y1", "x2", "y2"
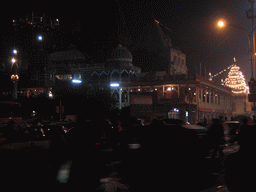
[{"x1": 0, "y1": 123, "x2": 239, "y2": 191}]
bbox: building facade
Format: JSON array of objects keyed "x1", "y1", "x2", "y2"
[
  {"x1": 47, "y1": 44, "x2": 240, "y2": 124},
  {"x1": 128, "y1": 73, "x2": 234, "y2": 124},
  {"x1": 49, "y1": 44, "x2": 141, "y2": 109},
  {"x1": 2, "y1": 41, "x2": 250, "y2": 124}
]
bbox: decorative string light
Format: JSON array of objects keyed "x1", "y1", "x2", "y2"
[
  {"x1": 209, "y1": 64, "x2": 234, "y2": 80},
  {"x1": 223, "y1": 64, "x2": 249, "y2": 94}
]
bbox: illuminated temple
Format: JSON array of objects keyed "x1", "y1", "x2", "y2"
[
  {"x1": 221, "y1": 62, "x2": 252, "y2": 117},
  {"x1": 223, "y1": 64, "x2": 249, "y2": 94}
]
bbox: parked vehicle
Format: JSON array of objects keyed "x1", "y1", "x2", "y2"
[
  {"x1": 222, "y1": 121, "x2": 241, "y2": 144},
  {"x1": 182, "y1": 124, "x2": 208, "y2": 139},
  {"x1": 162, "y1": 118, "x2": 184, "y2": 126},
  {"x1": 0, "y1": 125, "x2": 67, "y2": 151}
]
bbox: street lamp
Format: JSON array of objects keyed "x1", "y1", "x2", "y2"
[
  {"x1": 110, "y1": 83, "x2": 122, "y2": 109},
  {"x1": 11, "y1": 74, "x2": 19, "y2": 82},
  {"x1": 218, "y1": 21, "x2": 224, "y2": 27},
  {"x1": 10, "y1": 54, "x2": 19, "y2": 100},
  {"x1": 218, "y1": 20, "x2": 256, "y2": 108},
  {"x1": 12, "y1": 49, "x2": 17, "y2": 55},
  {"x1": 72, "y1": 73, "x2": 82, "y2": 84},
  {"x1": 38, "y1": 35, "x2": 43, "y2": 41},
  {"x1": 11, "y1": 58, "x2": 16, "y2": 64},
  {"x1": 217, "y1": 20, "x2": 254, "y2": 80},
  {"x1": 72, "y1": 79, "x2": 82, "y2": 83},
  {"x1": 110, "y1": 83, "x2": 120, "y2": 87}
]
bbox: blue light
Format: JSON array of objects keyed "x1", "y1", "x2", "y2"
[
  {"x1": 72, "y1": 79, "x2": 82, "y2": 83},
  {"x1": 13, "y1": 49, "x2": 17, "y2": 54},
  {"x1": 110, "y1": 83, "x2": 119, "y2": 87},
  {"x1": 38, "y1": 35, "x2": 43, "y2": 41}
]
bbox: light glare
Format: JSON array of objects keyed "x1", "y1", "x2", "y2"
[
  {"x1": 13, "y1": 49, "x2": 17, "y2": 54},
  {"x1": 38, "y1": 36, "x2": 43, "y2": 41},
  {"x1": 218, "y1": 21, "x2": 224, "y2": 27},
  {"x1": 72, "y1": 79, "x2": 82, "y2": 83},
  {"x1": 110, "y1": 83, "x2": 119, "y2": 87}
]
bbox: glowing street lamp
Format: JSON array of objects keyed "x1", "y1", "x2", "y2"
[
  {"x1": 11, "y1": 74, "x2": 19, "y2": 82},
  {"x1": 72, "y1": 79, "x2": 82, "y2": 83},
  {"x1": 217, "y1": 20, "x2": 254, "y2": 79},
  {"x1": 12, "y1": 49, "x2": 17, "y2": 55},
  {"x1": 110, "y1": 83, "x2": 120, "y2": 87},
  {"x1": 218, "y1": 21, "x2": 224, "y2": 27},
  {"x1": 72, "y1": 73, "x2": 82, "y2": 83},
  {"x1": 38, "y1": 35, "x2": 43, "y2": 41},
  {"x1": 10, "y1": 49, "x2": 19, "y2": 100},
  {"x1": 11, "y1": 58, "x2": 16, "y2": 64},
  {"x1": 110, "y1": 83, "x2": 121, "y2": 109}
]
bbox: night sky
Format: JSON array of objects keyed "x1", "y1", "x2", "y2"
[{"x1": 1, "y1": 0, "x2": 254, "y2": 82}]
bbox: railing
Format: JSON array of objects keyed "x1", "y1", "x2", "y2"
[
  {"x1": 132, "y1": 74, "x2": 197, "y2": 83},
  {"x1": 158, "y1": 95, "x2": 197, "y2": 105}
]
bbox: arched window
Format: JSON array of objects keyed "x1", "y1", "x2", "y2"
[
  {"x1": 112, "y1": 90, "x2": 119, "y2": 101},
  {"x1": 111, "y1": 71, "x2": 120, "y2": 82},
  {"x1": 91, "y1": 73, "x2": 99, "y2": 83},
  {"x1": 121, "y1": 71, "x2": 129, "y2": 82},
  {"x1": 129, "y1": 72, "x2": 133, "y2": 79},
  {"x1": 100, "y1": 73, "x2": 108, "y2": 82},
  {"x1": 122, "y1": 89, "x2": 128, "y2": 102},
  {"x1": 131, "y1": 73, "x2": 137, "y2": 81}
]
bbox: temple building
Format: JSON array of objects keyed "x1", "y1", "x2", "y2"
[
  {"x1": 49, "y1": 44, "x2": 141, "y2": 109},
  {"x1": 222, "y1": 63, "x2": 252, "y2": 117}
]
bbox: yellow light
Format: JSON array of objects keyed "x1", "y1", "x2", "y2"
[
  {"x1": 154, "y1": 20, "x2": 160, "y2": 24},
  {"x1": 11, "y1": 74, "x2": 19, "y2": 81},
  {"x1": 218, "y1": 21, "x2": 224, "y2": 27},
  {"x1": 11, "y1": 58, "x2": 16, "y2": 63},
  {"x1": 49, "y1": 91, "x2": 53, "y2": 98}
]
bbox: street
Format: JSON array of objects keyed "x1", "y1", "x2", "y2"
[{"x1": 0, "y1": 130, "x2": 241, "y2": 191}]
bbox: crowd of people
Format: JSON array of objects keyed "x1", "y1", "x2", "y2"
[
  {"x1": 198, "y1": 116, "x2": 256, "y2": 191},
  {"x1": 0, "y1": 113, "x2": 255, "y2": 191}
]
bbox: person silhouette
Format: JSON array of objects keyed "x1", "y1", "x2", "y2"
[
  {"x1": 225, "y1": 125, "x2": 256, "y2": 192},
  {"x1": 207, "y1": 118, "x2": 225, "y2": 159}
]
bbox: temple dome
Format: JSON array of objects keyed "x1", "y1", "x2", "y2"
[{"x1": 107, "y1": 44, "x2": 132, "y2": 63}]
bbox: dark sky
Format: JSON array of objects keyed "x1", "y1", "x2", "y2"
[{"x1": 1, "y1": 0, "x2": 255, "y2": 82}]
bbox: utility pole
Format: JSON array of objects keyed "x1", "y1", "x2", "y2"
[
  {"x1": 247, "y1": 0, "x2": 256, "y2": 112},
  {"x1": 247, "y1": 0, "x2": 256, "y2": 79}
]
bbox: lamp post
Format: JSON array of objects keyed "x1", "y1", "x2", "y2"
[
  {"x1": 218, "y1": 21, "x2": 254, "y2": 79},
  {"x1": 10, "y1": 50, "x2": 19, "y2": 100},
  {"x1": 246, "y1": 0, "x2": 256, "y2": 79},
  {"x1": 218, "y1": 20, "x2": 256, "y2": 110},
  {"x1": 37, "y1": 35, "x2": 43, "y2": 42},
  {"x1": 110, "y1": 83, "x2": 122, "y2": 109}
]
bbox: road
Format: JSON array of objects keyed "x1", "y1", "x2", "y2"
[
  {"x1": 201, "y1": 143, "x2": 239, "y2": 192},
  {"x1": 0, "y1": 132, "x2": 240, "y2": 191},
  {"x1": 92, "y1": 142, "x2": 240, "y2": 192}
]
